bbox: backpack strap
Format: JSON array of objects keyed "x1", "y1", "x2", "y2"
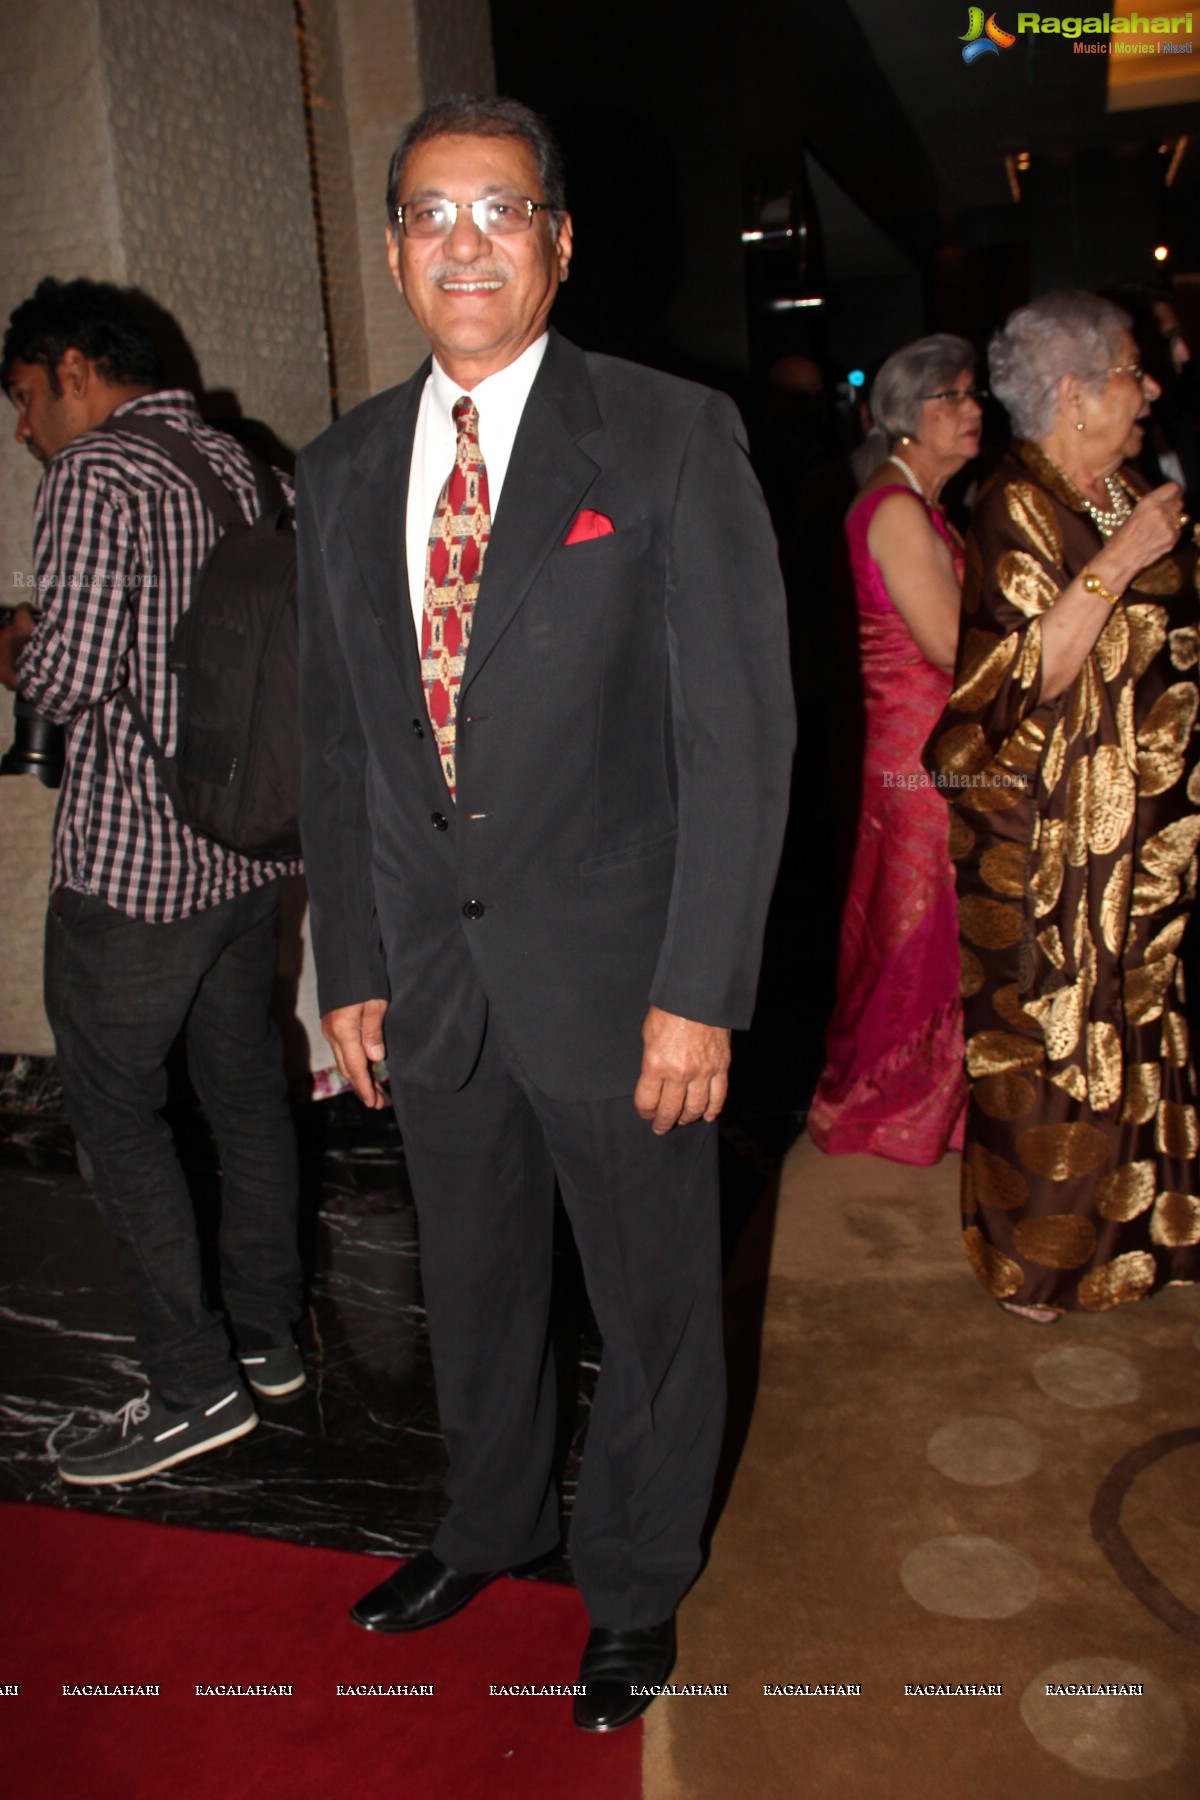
[
  {"x1": 93, "y1": 411, "x2": 285, "y2": 824},
  {"x1": 97, "y1": 411, "x2": 286, "y2": 526},
  {"x1": 113, "y1": 682, "x2": 180, "y2": 810}
]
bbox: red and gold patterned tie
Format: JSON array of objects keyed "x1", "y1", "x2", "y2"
[{"x1": 421, "y1": 395, "x2": 491, "y2": 796}]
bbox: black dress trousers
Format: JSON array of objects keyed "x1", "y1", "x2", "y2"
[{"x1": 391, "y1": 1016, "x2": 724, "y2": 1631}]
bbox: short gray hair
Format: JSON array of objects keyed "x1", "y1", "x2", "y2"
[
  {"x1": 988, "y1": 290, "x2": 1131, "y2": 440},
  {"x1": 870, "y1": 335, "x2": 976, "y2": 443},
  {"x1": 386, "y1": 95, "x2": 566, "y2": 237}
]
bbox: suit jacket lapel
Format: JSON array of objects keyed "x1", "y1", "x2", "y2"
[
  {"x1": 462, "y1": 332, "x2": 602, "y2": 694},
  {"x1": 336, "y1": 362, "x2": 429, "y2": 707}
]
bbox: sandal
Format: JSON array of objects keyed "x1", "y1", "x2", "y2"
[{"x1": 998, "y1": 1300, "x2": 1060, "y2": 1325}]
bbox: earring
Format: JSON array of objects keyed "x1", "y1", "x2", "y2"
[
  {"x1": 1075, "y1": 420, "x2": 1084, "y2": 432},
  {"x1": 899, "y1": 434, "x2": 911, "y2": 446}
]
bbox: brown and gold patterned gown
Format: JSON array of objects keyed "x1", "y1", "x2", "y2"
[{"x1": 926, "y1": 442, "x2": 1200, "y2": 1312}]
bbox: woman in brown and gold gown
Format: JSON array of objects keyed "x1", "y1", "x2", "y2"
[{"x1": 926, "y1": 290, "x2": 1200, "y2": 1321}]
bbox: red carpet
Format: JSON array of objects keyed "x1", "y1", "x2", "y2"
[{"x1": 0, "y1": 1503, "x2": 641, "y2": 1800}]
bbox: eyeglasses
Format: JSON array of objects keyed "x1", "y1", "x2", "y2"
[
  {"x1": 396, "y1": 195, "x2": 553, "y2": 239},
  {"x1": 1109, "y1": 363, "x2": 1147, "y2": 386},
  {"x1": 920, "y1": 388, "x2": 988, "y2": 406}
]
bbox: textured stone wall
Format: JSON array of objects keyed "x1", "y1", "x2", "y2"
[
  {"x1": 294, "y1": 0, "x2": 373, "y2": 417},
  {"x1": 317, "y1": 0, "x2": 496, "y2": 401},
  {"x1": 96, "y1": 0, "x2": 330, "y2": 454},
  {"x1": 293, "y1": 0, "x2": 496, "y2": 416},
  {"x1": 416, "y1": 0, "x2": 496, "y2": 103},
  {"x1": 0, "y1": 0, "x2": 495, "y2": 1054},
  {"x1": 0, "y1": 1, "x2": 125, "y2": 583},
  {"x1": 0, "y1": 1, "x2": 126, "y2": 1054},
  {"x1": 0, "y1": 0, "x2": 330, "y2": 1054},
  {"x1": 331, "y1": 0, "x2": 432, "y2": 397}
]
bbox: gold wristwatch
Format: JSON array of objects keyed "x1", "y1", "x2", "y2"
[{"x1": 1080, "y1": 567, "x2": 1122, "y2": 607}]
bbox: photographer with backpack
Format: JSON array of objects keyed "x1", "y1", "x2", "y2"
[{"x1": 1, "y1": 278, "x2": 304, "y2": 1483}]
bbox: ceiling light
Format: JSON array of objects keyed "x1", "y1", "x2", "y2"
[
  {"x1": 1154, "y1": 245, "x2": 1170, "y2": 262},
  {"x1": 769, "y1": 297, "x2": 824, "y2": 310}
]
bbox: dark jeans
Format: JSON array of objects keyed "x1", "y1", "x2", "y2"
[
  {"x1": 393, "y1": 1017, "x2": 725, "y2": 1630},
  {"x1": 44, "y1": 881, "x2": 301, "y2": 1407}
]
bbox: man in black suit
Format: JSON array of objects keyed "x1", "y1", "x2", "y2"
[{"x1": 296, "y1": 96, "x2": 793, "y2": 1731}]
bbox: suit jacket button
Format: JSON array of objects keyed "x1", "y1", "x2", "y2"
[
  {"x1": 431, "y1": 812, "x2": 448, "y2": 831},
  {"x1": 462, "y1": 899, "x2": 485, "y2": 920},
  {"x1": 411, "y1": 718, "x2": 425, "y2": 738}
]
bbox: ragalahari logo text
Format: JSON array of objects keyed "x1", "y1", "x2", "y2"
[
  {"x1": 960, "y1": 10, "x2": 1195, "y2": 61},
  {"x1": 961, "y1": 8, "x2": 1017, "y2": 57}
]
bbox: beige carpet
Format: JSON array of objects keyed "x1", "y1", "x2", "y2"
[{"x1": 644, "y1": 1134, "x2": 1199, "y2": 1798}]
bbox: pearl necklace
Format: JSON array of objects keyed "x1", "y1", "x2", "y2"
[
  {"x1": 1082, "y1": 473, "x2": 1133, "y2": 539},
  {"x1": 1040, "y1": 450, "x2": 1134, "y2": 539},
  {"x1": 883, "y1": 453, "x2": 928, "y2": 501}
]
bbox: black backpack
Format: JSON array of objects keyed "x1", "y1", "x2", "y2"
[{"x1": 102, "y1": 414, "x2": 302, "y2": 860}]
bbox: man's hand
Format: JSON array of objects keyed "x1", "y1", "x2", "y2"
[
  {"x1": 322, "y1": 998, "x2": 389, "y2": 1109},
  {"x1": 0, "y1": 604, "x2": 38, "y2": 691},
  {"x1": 634, "y1": 1005, "x2": 731, "y2": 1135}
]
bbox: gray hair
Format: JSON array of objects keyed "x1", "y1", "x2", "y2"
[
  {"x1": 386, "y1": 95, "x2": 566, "y2": 237},
  {"x1": 988, "y1": 290, "x2": 1131, "y2": 440},
  {"x1": 870, "y1": 335, "x2": 976, "y2": 443}
]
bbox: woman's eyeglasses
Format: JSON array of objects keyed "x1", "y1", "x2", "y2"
[{"x1": 920, "y1": 388, "x2": 988, "y2": 406}]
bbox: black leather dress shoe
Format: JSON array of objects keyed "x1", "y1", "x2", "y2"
[
  {"x1": 350, "y1": 1550, "x2": 503, "y2": 1633},
  {"x1": 573, "y1": 1615, "x2": 677, "y2": 1731}
]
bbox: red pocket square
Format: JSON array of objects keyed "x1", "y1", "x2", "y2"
[{"x1": 564, "y1": 509, "x2": 615, "y2": 545}]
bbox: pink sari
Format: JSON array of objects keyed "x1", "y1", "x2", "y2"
[{"x1": 808, "y1": 486, "x2": 967, "y2": 1165}]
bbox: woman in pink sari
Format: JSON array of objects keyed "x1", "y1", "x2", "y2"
[{"x1": 809, "y1": 336, "x2": 980, "y2": 1164}]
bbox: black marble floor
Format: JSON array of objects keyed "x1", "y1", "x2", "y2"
[
  {"x1": 0, "y1": 1054, "x2": 799, "y2": 1579},
  {"x1": 0, "y1": 1074, "x2": 599, "y2": 1578}
]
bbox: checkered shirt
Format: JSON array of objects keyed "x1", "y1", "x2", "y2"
[{"x1": 16, "y1": 390, "x2": 298, "y2": 921}]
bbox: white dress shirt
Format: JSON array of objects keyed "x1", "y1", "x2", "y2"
[{"x1": 404, "y1": 333, "x2": 549, "y2": 641}]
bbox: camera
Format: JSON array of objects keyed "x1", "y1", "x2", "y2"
[{"x1": 0, "y1": 606, "x2": 65, "y2": 788}]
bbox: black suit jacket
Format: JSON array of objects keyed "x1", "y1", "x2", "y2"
[{"x1": 296, "y1": 331, "x2": 795, "y2": 1099}]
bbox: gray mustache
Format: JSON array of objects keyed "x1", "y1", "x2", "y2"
[{"x1": 429, "y1": 265, "x2": 509, "y2": 286}]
